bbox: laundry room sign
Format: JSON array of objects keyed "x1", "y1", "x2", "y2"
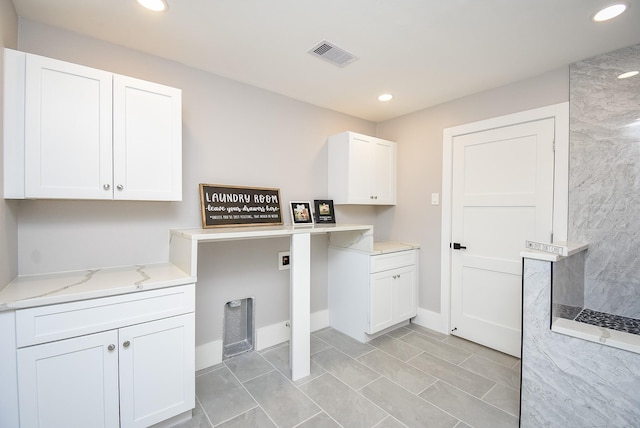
[{"x1": 199, "y1": 184, "x2": 283, "y2": 228}]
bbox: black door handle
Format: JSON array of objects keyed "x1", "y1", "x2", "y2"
[{"x1": 451, "y1": 242, "x2": 467, "y2": 250}]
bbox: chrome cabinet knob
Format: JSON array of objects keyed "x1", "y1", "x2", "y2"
[
  {"x1": 103, "y1": 184, "x2": 111, "y2": 190},
  {"x1": 108, "y1": 344, "x2": 115, "y2": 351},
  {"x1": 117, "y1": 184, "x2": 124, "y2": 191},
  {"x1": 123, "y1": 340, "x2": 131, "y2": 348}
]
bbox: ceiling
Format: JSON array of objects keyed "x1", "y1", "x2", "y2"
[{"x1": 10, "y1": 0, "x2": 640, "y2": 122}]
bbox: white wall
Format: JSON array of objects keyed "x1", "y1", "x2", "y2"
[
  {"x1": 0, "y1": 0, "x2": 18, "y2": 286},
  {"x1": 11, "y1": 18, "x2": 574, "y2": 344},
  {"x1": 14, "y1": 20, "x2": 376, "y2": 345},
  {"x1": 376, "y1": 68, "x2": 570, "y2": 317}
]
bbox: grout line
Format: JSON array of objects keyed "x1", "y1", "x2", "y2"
[
  {"x1": 194, "y1": 396, "x2": 216, "y2": 428},
  {"x1": 291, "y1": 410, "x2": 333, "y2": 428},
  {"x1": 429, "y1": 378, "x2": 521, "y2": 422},
  {"x1": 210, "y1": 404, "x2": 260, "y2": 427},
  {"x1": 372, "y1": 415, "x2": 409, "y2": 428},
  {"x1": 458, "y1": 353, "x2": 475, "y2": 366},
  {"x1": 306, "y1": 369, "x2": 390, "y2": 425},
  {"x1": 291, "y1": 374, "x2": 345, "y2": 427},
  {"x1": 221, "y1": 358, "x2": 281, "y2": 428},
  {"x1": 195, "y1": 327, "x2": 520, "y2": 428},
  {"x1": 224, "y1": 364, "x2": 277, "y2": 384}
]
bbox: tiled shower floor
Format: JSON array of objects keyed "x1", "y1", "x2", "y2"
[
  {"x1": 574, "y1": 309, "x2": 640, "y2": 335},
  {"x1": 174, "y1": 324, "x2": 520, "y2": 428}
]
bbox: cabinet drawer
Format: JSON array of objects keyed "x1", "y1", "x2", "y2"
[
  {"x1": 371, "y1": 250, "x2": 416, "y2": 273},
  {"x1": 15, "y1": 284, "x2": 195, "y2": 347}
]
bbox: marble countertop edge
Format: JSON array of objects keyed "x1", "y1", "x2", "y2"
[
  {"x1": 171, "y1": 223, "x2": 373, "y2": 241},
  {"x1": 0, "y1": 262, "x2": 195, "y2": 312},
  {"x1": 521, "y1": 241, "x2": 589, "y2": 262},
  {"x1": 328, "y1": 240, "x2": 420, "y2": 255},
  {"x1": 372, "y1": 240, "x2": 420, "y2": 254},
  {"x1": 552, "y1": 317, "x2": 640, "y2": 355}
]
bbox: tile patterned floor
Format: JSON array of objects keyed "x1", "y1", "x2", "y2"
[{"x1": 175, "y1": 324, "x2": 521, "y2": 428}]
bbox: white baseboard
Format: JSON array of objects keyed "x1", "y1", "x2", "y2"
[
  {"x1": 412, "y1": 307, "x2": 450, "y2": 335},
  {"x1": 310, "y1": 309, "x2": 329, "y2": 332},
  {"x1": 195, "y1": 340, "x2": 223, "y2": 371},
  {"x1": 195, "y1": 309, "x2": 330, "y2": 371},
  {"x1": 256, "y1": 320, "x2": 290, "y2": 351}
]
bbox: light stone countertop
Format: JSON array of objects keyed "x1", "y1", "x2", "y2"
[
  {"x1": 520, "y1": 241, "x2": 588, "y2": 262},
  {"x1": 0, "y1": 263, "x2": 194, "y2": 311},
  {"x1": 373, "y1": 240, "x2": 420, "y2": 254},
  {"x1": 0, "y1": 225, "x2": 395, "y2": 312}
]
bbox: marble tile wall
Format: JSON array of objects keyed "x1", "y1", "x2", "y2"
[
  {"x1": 521, "y1": 257, "x2": 640, "y2": 427},
  {"x1": 568, "y1": 43, "x2": 640, "y2": 318},
  {"x1": 551, "y1": 251, "x2": 584, "y2": 322}
]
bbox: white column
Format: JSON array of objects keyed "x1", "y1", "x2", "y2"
[{"x1": 289, "y1": 232, "x2": 311, "y2": 381}]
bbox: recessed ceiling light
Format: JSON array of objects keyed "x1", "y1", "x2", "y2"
[
  {"x1": 618, "y1": 71, "x2": 639, "y2": 79},
  {"x1": 137, "y1": 0, "x2": 167, "y2": 12},
  {"x1": 378, "y1": 94, "x2": 393, "y2": 102},
  {"x1": 593, "y1": 3, "x2": 627, "y2": 22}
]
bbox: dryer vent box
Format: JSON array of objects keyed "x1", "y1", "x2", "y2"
[{"x1": 223, "y1": 298, "x2": 255, "y2": 359}]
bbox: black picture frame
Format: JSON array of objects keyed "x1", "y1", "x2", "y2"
[
  {"x1": 289, "y1": 201, "x2": 314, "y2": 226},
  {"x1": 313, "y1": 199, "x2": 336, "y2": 224}
]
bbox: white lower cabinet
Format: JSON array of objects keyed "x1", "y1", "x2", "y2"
[
  {"x1": 329, "y1": 246, "x2": 418, "y2": 343},
  {"x1": 15, "y1": 285, "x2": 195, "y2": 428},
  {"x1": 17, "y1": 330, "x2": 120, "y2": 428},
  {"x1": 119, "y1": 314, "x2": 195, "y2": 427},
  {"x1": 369, "y1": 264, "x2": 417, "y2": 334}
]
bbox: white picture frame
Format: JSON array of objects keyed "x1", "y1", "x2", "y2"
[{"x1": 289, "y1": 201, "x2": 314, "y2": 226}]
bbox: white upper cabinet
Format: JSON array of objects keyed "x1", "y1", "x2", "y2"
[
  {"x1": 3, "y1": 49, "x2": 182, "y2": 201},
  {"x1": 328, "y1": 131, "x2": 396, "y2": 205},
  {"x1": 23, "y1": 53, "x2": 114, "y2": 200},
  {"x1": 113, "y1": 75, "x2": 182, "y2": 201}
]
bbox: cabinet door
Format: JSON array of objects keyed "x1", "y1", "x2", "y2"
[
  {"x1": 347, "y1": 135, "x2": 374, "y2": 204},
  {"x1": 328, "y1": 131, "x2": 396, "y2": 205},
  {"x1": 369, "y1": 265, "x2": 417, "y2": 334},
  {"x1": 368, "y1": 271, "x2": 394, "y2": 334},
  {"x1": 392, "y1": 265, "x2": 417, "y2": 322},
  {"x1": 370, "y1": 139, "x2": 396, "y2": 205},
  {"x1": 24, "y1": 54, "x2": 113, "y2": 199},
  {"x1": 113, "y1": 75, "x2": 182, "y2": 201},
  {"x1": 119, "y1": 313, "x2": 195, "y2": 428},
  {"x1": 17, "y1": 330, "x2": 120, "y2": 428}
]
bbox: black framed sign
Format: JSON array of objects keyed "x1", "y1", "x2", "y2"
[
  {"x1": 200, "y1": 184, "x2": 283, "y2": 228},
  {"x1": 314, "y1": 199, "x2": 336, "y2": 223}
]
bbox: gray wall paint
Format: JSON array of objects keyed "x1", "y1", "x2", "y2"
[
  {"x1": 569, "y1": 43, "x2": 640, "y2": 318},
  {"x1": 9, "y1": 18, "x2": 571, "y2": 342},
  {"x1": 376, "y1": 69, "x2": 569, "y2": 313},
  {"x1": 0, "y1": 0, "x2": 18, "y2": 286},
  {"x1": 14, "y1": 20, "x2": 376, "y2": 345}
]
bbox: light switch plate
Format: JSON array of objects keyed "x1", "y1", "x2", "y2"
[{"x1": 431, "y1": 193, "x2": 439, "y2": 205}]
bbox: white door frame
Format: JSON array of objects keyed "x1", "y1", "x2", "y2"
[{"x1": 438, "y1": 102, "x2": 569, "y2": 335}]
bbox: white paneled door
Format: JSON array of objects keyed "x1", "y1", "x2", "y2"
[{"x1": 450, "y1": 118, "x2": 554, "y2": 357}]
